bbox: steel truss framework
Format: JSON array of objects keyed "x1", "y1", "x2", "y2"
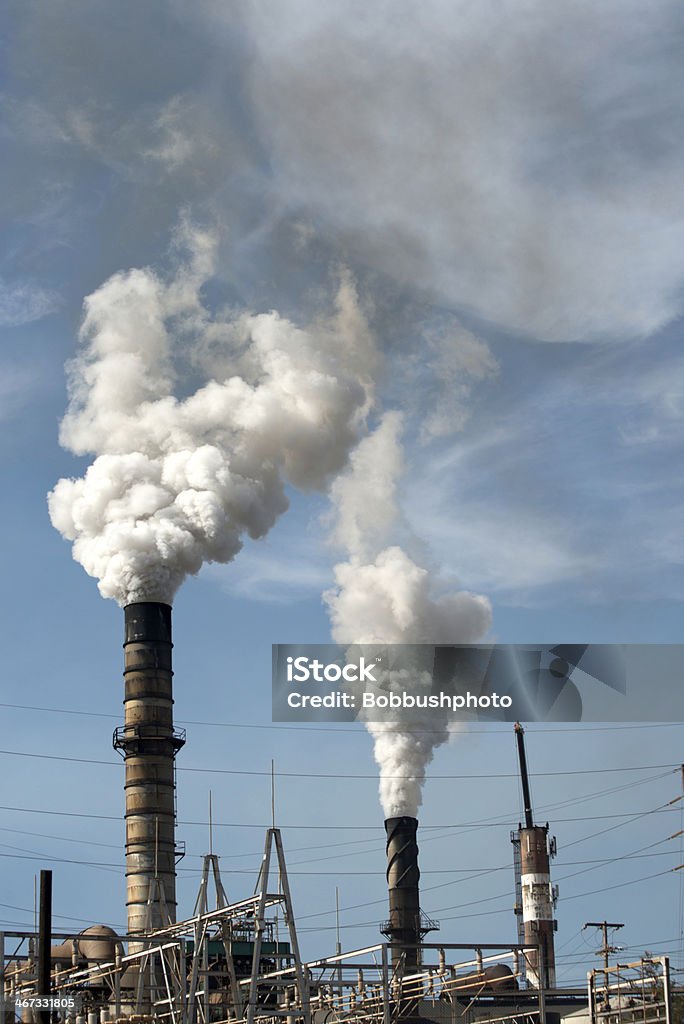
[
  {"x1": 1, "y1": 829, "x2": 555, "y2": 1024},
  {"x1": 587, "y1": 958, "x2": 672, "y2": 1024}
]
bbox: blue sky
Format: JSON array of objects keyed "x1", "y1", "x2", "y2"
[{"x1": 1, "y1": 0, "x2": 683, "y2": 983}]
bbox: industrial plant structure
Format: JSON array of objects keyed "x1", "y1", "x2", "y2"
[
  {"x1": 113, "y1": 603, "x2": 186, "y2": 944},
  {"x1": 0, "y1": 605, "x2": 673, "y2": 1024},
  {"x1": 510, "y1": 723, "x2": 557, "y2": 989}
]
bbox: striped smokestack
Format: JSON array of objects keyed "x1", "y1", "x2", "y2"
[
  {"x1": 113, "y1": 602, "x2": 185, "y2": 947},
  {"x1": 514, "y1": 723, "x2": 557, "y2": 989},
  {"x1": 519, "y1": 826, "x2": 556, "y2": 988},
  {"x1": 382, "y1": 816, "x2": 422, "y2": 971}
]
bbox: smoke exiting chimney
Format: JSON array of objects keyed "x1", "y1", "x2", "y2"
[
  {"x1": 382, "y1": 816, "x2": 424, "y2": 971},
  {"x1": 113, "y1": 603, "x2": 185, "y2": 946}
]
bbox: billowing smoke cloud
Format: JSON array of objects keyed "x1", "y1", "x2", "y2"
[
  {"x1": 324, "y1": 415, "x2": 491, "y2": 817},
  {"x1": 48, "y1": 224, "x2": 376, "y2": 605}
]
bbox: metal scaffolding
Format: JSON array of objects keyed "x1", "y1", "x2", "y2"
[
  {"x1": 1, "y1": 829, "x2": 558, "y2": 1024},
  {"x1": 587, "y1": 957, "x2": 672, "y2": 1024}
]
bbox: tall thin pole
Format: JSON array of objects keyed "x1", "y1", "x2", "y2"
[
  {"x1": 514, "y1": 723, "x2": 534, "y2": 829},
  {"x1": 335, "y1": 887, "x2": 341, "y2": 956},
  {"x1": 37, "y1": 870, "x2": 52, "y2": 1024},
  {"x1": 335, "y1": 887, "x2": 342, "y2": 991},
  {"x1": 0, "y1": 930, "x2": 6, "y2": 1024},
  {"x1": 209, "y1": 791, "x2": 213, "y2": 858},
  {"x1": 271, "y1": 760, "x2": 276, "y2": 829},
  {"x1": 675, "y1": 765, "x2": 679, "y2": 970}
]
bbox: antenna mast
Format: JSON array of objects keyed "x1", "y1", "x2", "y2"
[{"x1": 515, "y1": 722, "x2": 534, "y2": 829}]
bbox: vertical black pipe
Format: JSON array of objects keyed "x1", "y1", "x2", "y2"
[
  {"x1": 37, "y1": 870, "x2": 52, "y2": 1024},
  {"x1": 514, "y1": 723, "x2": 534, "y2": 830}
]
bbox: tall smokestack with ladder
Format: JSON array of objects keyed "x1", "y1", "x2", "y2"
[
  {"x1": 113, "y1": 602, "x2": 185, "y2": 948},
  {"x1": 512, "y1": 722, "x2": 557, "y2": 989}
]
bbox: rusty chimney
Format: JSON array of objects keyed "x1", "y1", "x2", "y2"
[
  {"x1": 518, "y1": 825, "x2": 556, "y2": 988},
  {"x1": 513, "y1": 723, "x2": 557, "y2": 989},
  {"x1": 113, "y1": 602, "x2": 185, "y2": 947}
]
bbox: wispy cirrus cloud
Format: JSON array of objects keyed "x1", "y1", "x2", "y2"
[
  {"x1": 0, "y1": 278, "x2": 60, "y2": 327},
  {"x1": 404, "y1": 474, "x2": 596, "y2": 598},
  {"x1": 0, "y1": 361, "x2": 43, "y2": 423},
  {"x1": 203, "y1": 542, "x2": 331, "y2": 603},
  {"x1": 401, "y1": 334, "x2": 684, "y2": 605},
  {"x1": 614, "y1": 358, "x2": 684, "y2": 446},
  {"x1": 234, "y1": 0, "x2": 684, "y2": 343}
]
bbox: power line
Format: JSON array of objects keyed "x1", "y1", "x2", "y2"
[
  {"x1": 562, "y1": 868, "x2": 674, "y2": 903},
  {"x1": 0, "y1": 901, "x2": 125, "y2": 930},
  {"x1": 2, "y1": 847, "x2": 676, "y2": 878},
  {"x1": 296, "y1": 795, "x2": 681, "y2": 923},
  {"x1": 554, "y1": 934, "x2": 684, "y2": 964},
  {"x1": 563, "y1": 802, "x2": 679, "y2": 851},
  {"x1": 0, "y1": 800, "x2": 678, "y2": 829},
  {"x1": 0, "y1": 827, "x2": 121, "y2": 850},
  {"x1": 1, "y1": 702, "x2": 681, "y2": 735},
  {"x1": 296, "y1": 794, "x2": 684, "y2": 933},
  {"x1": 554, "y1": 833, "x2": 676, "y2": 885},
  {"x1": 300, "y1": 862, "x2": 678, "y2": 936},
  {"x1": 0, "y1": 770, "x2": 670, "y2": 868},
  {"x1": 426, "y1": 867, "x2": 676, "y2": 925},
  {"x1": 0, "y1": 746, "x2": 678, "y2": 780},
  {"x1": 0, "y1": 851, "x2": 125, "y2": 869}
]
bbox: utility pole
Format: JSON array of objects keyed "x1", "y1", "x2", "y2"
[
  {"x1": 37, "y1": 870, "x2": 52, "y2": 1024},
  {"x1": 584, "y1": 921, "x2": 624, "y2": 971}
]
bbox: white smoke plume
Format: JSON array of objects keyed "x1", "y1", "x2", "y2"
[
  {"x1": 324, "y1": 415, "x2": 491, "y2": 817},
  {"x1": 48, "y1": 225, "x2": 376, "y2": 605}
]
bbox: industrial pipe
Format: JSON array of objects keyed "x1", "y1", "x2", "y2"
[{"x1": 37, "y1": 870, "x2": 52, "y2": 1024}]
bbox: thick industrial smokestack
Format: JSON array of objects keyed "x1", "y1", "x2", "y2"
[
  {"x1": 513, "y1": 724, "x2": 556, "y2": 989},
  {"x1": 382, "y1": 816, "x2": 422, "y2": 971},
  {"x1": 114, "y1": 603, "x2": 185, "y2": 946},
  {"x1": 519, "y1": 826, "x2": 557, "y2": 989}
]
